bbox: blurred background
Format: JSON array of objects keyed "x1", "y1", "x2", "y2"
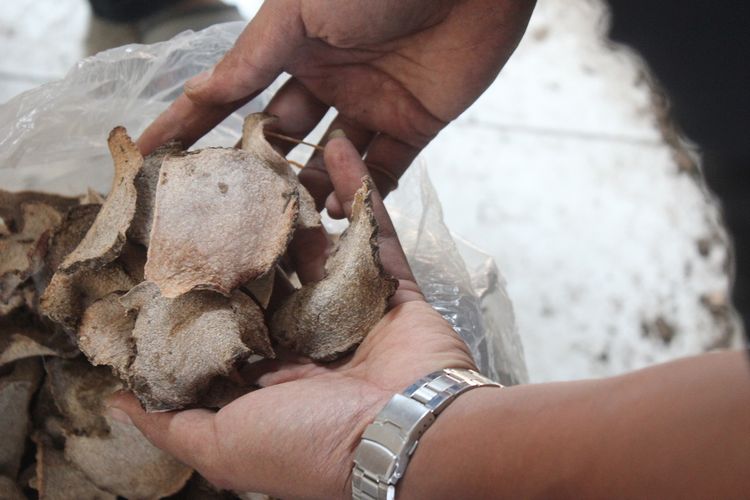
[{"x1": 1, "y1": 0, "x2": 746, "y2": 382}]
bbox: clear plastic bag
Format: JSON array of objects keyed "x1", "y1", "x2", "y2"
[{"x1": 0, "y1": 22, "x2": 527, "y2": 385}]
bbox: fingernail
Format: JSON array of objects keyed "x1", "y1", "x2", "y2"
[
  {"x1": 105, "y1": 406, "x2": 133, "y2": 425},
  {"x1": 185, "y1": 69, "x2": 213, "y2": 92},
  {"x1": 328, "y1": 129, "x2": 346, "y2": 140}
]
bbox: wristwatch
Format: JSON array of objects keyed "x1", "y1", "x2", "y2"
[{"x1": 352, "y1": 368, "x2": 502, "y2": 500}]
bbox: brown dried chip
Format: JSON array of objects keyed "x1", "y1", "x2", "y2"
[
  {"x1": 270, "y1": 180, "x2": 397, "y2": 361},
  {"x1": 44, "y1": 204, "x2": 101, "y2": 279},
  {"x1": 42, "y1": 357, "x2": 193, "y2": 497},
  {"x1": 0, "y1": 314, "x2": 77, "y2": 368},
  {"x1": 0, "y1": 202, "x2": 63, "y2": 301},
  {"x1": 40, "y1": 261, "x2": 136, "y2": 332},
  {"x1": 119, "y1": 281, "x2": 273, "y2": 411},
  {"x1": 0, "y1": 358, "x2": 43, "y2": 478},
  {"x1": 45, "y1": 358, "x2": 119, "y2": 437},
  {"x1": 59, "y1": 127, "x2": 142, "y2": 273},
  {"x1": 146, "y1": 147, "x2": 299, "y2": 298},
  {"x1": 78, "y1": 293, "x2": 135, "y2": 380},
  {"x1": 0, "y1": 476, "x2": 25, "y2": 500},
  {"x1": 241, "y1": 113, "x2": 320, "y2": 229},
  {"x1": 128, "y1": 141, "x2": 182, "y2": 247},
  {"x1": 0, "y1": 190, "x2": 77, "y2": 234},
  {"x1": 31, "y1": 433, "x2": 116, "y2": 500},
  {"x1": 64, "y1": 418, "x2": 192, "y2": 499}
]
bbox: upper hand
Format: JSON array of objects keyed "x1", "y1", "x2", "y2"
[
  {"x1": 137, "y1": 0, "x2": 535, "y2": 217},
  {"x1": 109, "y1": 135, "x2": 477, "y2": 499}
]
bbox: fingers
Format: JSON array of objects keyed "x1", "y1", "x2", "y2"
[
  {"x1": 107, "y1": 392, "x2": 223, "y2": 476},
  {"x1": 138, "y1": 1, "x2": 304, "y2": 154},
  {"x1": 298, "y1": 116, "x2": 375, "y2": 211},
  {"x1": 261, "y1": 77, "x2": 329, "y2": 155},
  {"x1": 324, "y1": 135, "x2": 423, "y2": 305}
]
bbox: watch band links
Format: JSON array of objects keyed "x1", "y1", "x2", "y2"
[{"x1": 352, "y1": 369, "x2": 502, "y2": 500}]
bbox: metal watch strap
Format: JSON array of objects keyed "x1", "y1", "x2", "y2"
[{"x1": 352, "y1": 368, "x2": 502, "y2": 500}]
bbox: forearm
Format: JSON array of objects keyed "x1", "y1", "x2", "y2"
[{"x1": 399, "y1": 350, "x2": 750, "y2": 498}]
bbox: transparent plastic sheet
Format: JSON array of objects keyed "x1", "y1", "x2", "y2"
[{"x1": 0, "y1": 22, "x2": 527, "y2": 385}]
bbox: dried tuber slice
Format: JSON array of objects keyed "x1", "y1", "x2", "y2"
[
  {"x1": 270, "y1": 180, "x2": 397, "y2": 361},
  {"x1": 40, "y1": 262, "x2": 136, "y2": 332},
  {"x1": 0, "y1": 313, "x2": 77, "y2": 368},
  {"x1": 59, "y1": 127, "x2": 142, "y2": 273},
  {"x1": 64, "y1": 418, "x2": 193, "y2": 499},
  {"x1": 31, "y1": 433, "x2": 116, "y2": 500},
  {"x1": 115, "y1": 282, "x2": 273, "y2": 411},
  {"x1": 45, "y1": 358, "x2": 119, "y2": 437},
  {"x1": 128, "y1": 141, "x2": 182, "y2": 247},
  {"x1": 0, "y1": 202, "x2": 63, "y2": 301},
  {"x1": 0, "y1": 190, "x2": 77, "y2": 234},
  {"x1": 43, "y1": 358, "x2": 192, "y2": 498},
  {"x1": 243, "y1": 267, "x2": 276, "y2": 309},
  {"x1": 145, "y1": 147, "x2": 299, "y2": 297},
  {"x1": 44, "y1": 204, "x2": 101, "y2": 279},
  {"x1": 78, "y1": 293, "x2": 135, "y2": 380},
  {"x1": 0, "y1": 358, "x2": 43, "y2": 478},
  {"x1": 241, "y1": 113, "x2": 321, "y2": 229}
]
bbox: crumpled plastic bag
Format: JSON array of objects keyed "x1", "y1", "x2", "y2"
[{"x1": 0, "y1": 22, "x2": 527, "y2": 385}]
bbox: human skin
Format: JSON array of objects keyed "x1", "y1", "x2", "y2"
[
  {"x1": 110, "y1": 136, "x2": 750, "y2": 499},
  {"x1": 135, "y1": 0, "x2": 536, "y2": 217}
]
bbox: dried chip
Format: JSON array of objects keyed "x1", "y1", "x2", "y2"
[
  {"x1": 0, "y1": 358, "x2": 43, "y2": 478},
  {"x1": 64, "y1": 418, "x2": 192, "y2": 499},
  {"x1": 0, "y1": 190, "x2": 77, "y2": 234},
  {"x1": 241, "y1": 113, "x2": 321, "y2": 229},
  {"x1": 145, "y1": 147, "x2": 299, "y2": 297},
  {"x1": 270, "y1": 180, "x2": 397, "y2": 361},
  {"x1": 59, "y1": 128, "x2": 142, "y2": 273},
  {"x1": 0, "y1": 313, "x2": 77, "y2": 368},
  {"x1": 44, "y1": 204, "x2": 101, "y2": 280},
  {"x1": 0, "y1": 202, "x2": 63, "y2": 301},
  {"x1": 42, "y1": 357, "x2": 193, "y2": 497},
  {"x1": 78, "y1": 293, "x2": 135, "y2": 380},
  {"x1": 0, "y1": 476, "x2": 24, "y2": 500},
  {"x1": 127, "y1": 141, "x2": 182, "y2": 248},
  {"x1": 31, "y1": 433, "x2": 116, "y2": 500},
  {"x1": 40, "y1": 262, "x2": 136, "y2": 332},
  {"x1": 119, "y1": 281, "x2": 273, "y2": 411},
  {"x1": 45, "y1": 358, "x2": 119, "y2": 437}
]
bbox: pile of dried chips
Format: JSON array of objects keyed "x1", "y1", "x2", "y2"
[{"x1": 0, "y1": 113, "x2": 396, "y2": 498}]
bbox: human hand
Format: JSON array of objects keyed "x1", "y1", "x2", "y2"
[
  {"x1": 137, "y1": 0, "x2": 535, "y2": 217},
  {"x1": 109, "y1": 134, "x2": 477, "y2": 499}
]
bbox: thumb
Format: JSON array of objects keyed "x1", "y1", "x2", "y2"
[
  {"x1": 137, "y1": 0, "x2": 305, "y2": 154},
  {"x1": 184, "y1": 0, "x2": 303, "y2": 105}
]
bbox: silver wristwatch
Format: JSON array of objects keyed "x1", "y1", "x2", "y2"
[{"x1": 352, "y1": 368, "x2": 502, "y2": 500}]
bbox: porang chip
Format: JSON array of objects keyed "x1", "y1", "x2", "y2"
[
  {"x1": 128, "y1": 141, "x2": 183, "y2": 247},
  {"x1": 31, "y1": 433, "x2": 116, "y2": 500},
  {"x1": 270, "y1": 179, "x2": 398, "y2": 361},
  {"x1": 0, "y1": 358, "x2": 43, "y2": 478},
  {"x1": 145, "y1": 147, "x2": 299, "y2": 297},
  {"x1": 44, "y1": 357, "x2": 192, "y2": 498},
  {"x1": 40, "y1": 262, "x2": 136, "y2": 333},
  {"x1": 0, "y1": 202, "x2": 63, "y2": 301},
  {"x1": 241, "y1": 113, "x2": 321, "y2": 229},
  {"x1": 81, "y1": 281, "x2": 273, "y2": 411},
  {"x1": 59, "y1": 127, "x2": 142, "y2": 273}
]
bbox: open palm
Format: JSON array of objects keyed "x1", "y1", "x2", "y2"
[{"x1": 111, "y1": 136, "x2": 477, "y2": 499}]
